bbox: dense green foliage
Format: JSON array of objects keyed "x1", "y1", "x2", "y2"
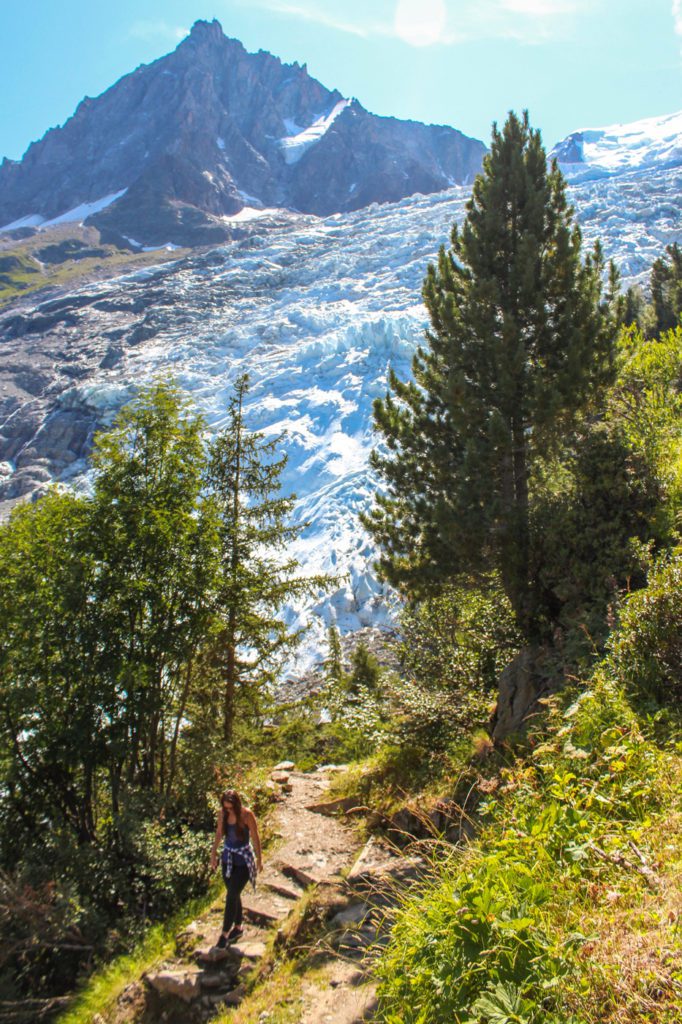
[
  {"x1": 608, "y1": 552, "x2": 682, "y2": 707},
  {"x1": 0, "y1": 379, "x2": 319, "y2": 1002}
]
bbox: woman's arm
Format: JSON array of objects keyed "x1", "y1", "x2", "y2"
[
  {"x1": 210, "y1": 813, "x2": 224, "y2": 872},
  {"x1": 244, "y1": 809, "x2": 263, "y2": 871}
]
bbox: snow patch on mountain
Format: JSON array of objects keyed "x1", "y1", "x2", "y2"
[
  {"x1": 0, "y1": 189, "x2": 128, "y2": 233},
  {"x1": 221, "y1": 207, "x2": 281, "y2": 223},
  {"x1": 279, "y1": 99, "x2": 350, "y2": 165}
]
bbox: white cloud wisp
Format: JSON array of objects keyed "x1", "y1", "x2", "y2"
[{"x1": 239, "y1": 0, "x2": 589, "y2": 46}]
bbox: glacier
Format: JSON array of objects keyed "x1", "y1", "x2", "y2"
[{"x1": 2, "y1": 154, "x2": 681, "y2": 675}]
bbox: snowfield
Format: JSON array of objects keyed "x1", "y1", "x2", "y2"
[{"x1": 550, "y1": 110, "x2": 682, "y2": 182}]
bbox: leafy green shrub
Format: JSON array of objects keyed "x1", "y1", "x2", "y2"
[
  {"x1": 132, "y1": 821, "x2": 210, "y2": 921},
  {"x1": 399, "y1": 580, "x2": 520, "y2": 699},
  {"x1": 607, "y1": 551, "x2": 682, "y2": 706}
]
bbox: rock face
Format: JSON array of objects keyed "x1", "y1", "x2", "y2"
[{"x1": 0, "y1": 19, "x2": 485, "y2": 246}]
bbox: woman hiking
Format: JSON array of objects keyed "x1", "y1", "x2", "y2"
[{"x1": 210, "y1": 789, "x2": 263, "y2": 947}]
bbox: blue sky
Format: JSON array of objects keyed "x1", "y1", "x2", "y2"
[{"x1": 1, "y1": 0, "x2": 680, "y2": 162}]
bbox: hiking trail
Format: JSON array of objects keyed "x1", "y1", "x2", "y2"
[{"x1": 102, "y1": 764, "x2": 421, "y2": 1024}]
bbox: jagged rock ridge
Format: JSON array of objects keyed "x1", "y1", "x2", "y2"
[{"x1": 0, "y1": 19, "x2": 486, "y2": 246}]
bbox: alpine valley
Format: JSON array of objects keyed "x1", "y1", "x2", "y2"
[{"x1": 1, "y1": 20, "x2": 681, "y2": 668}]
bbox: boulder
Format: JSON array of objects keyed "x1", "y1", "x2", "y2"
[
  {"x1": 145, "y1": 968, "x2": 203, "y2": 1002},
  {"x1": 221, "y1": 983, "x2": 247, "y2": 1006}
]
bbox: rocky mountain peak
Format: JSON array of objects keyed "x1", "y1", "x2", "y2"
[
  {"x1": 187, "y1": 17, "x2": 226, "y2": 43},
  {"x1": 0, "y1": 23, "x2": 486, "y2": 246}
]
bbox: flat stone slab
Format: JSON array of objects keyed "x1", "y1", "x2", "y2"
[
  {"x1": 263, "y1": 878, "x2": 304, "y2": 901},
  {"x1": 347, "y1": 838, "x2": 425, "y2": 892},
  {"x1": 232, "y1": 939, "x2": 266, "y2": 960},
  {"x1": 305, "y1": 796, "x2": 357, "y2": 816},
  {"x1": 199, "y1": 971, "x2": 234, "y2": 991},
  {"x1": 328, "y1": 902, "x2": 370, "y2": 928},
  {"x1": 194, "y1": 944, "x2": 241, "y2": 967},
  {"x1": 273, "y1": 760, "x2": 295, "y2": 771},
  {"x1": 243, "y1": 896, "x2": 289, "y2": 925},
  {"x1": 270, "y1": 770, "x2": 291, "y2": 784}
]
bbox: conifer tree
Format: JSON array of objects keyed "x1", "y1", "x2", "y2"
[
  {"x1": 364, "y1": 112, "x2": 614, "y2": 640},
  {"x1": 206, "y1": 374, "x2": 324, "y2": 742},
  {"x1": 324, "y1": 625, "x2": 346, "y2": 686},
  {"x1": 649, "y1": 242, "x2": 682, "y2": 336}
]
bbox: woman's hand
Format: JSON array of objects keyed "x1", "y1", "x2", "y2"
[
  {"x1": 210, "y1": 852, "x2": 218, "y2": 873},
  {"x1": 257, "y1": 857, "x2": 264, "y2": 873}
]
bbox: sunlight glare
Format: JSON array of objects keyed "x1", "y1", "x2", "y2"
[{"x1": 394, "y1": 0, "x2": 448, "y2": 47}]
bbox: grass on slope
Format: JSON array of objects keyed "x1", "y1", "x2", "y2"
[
  {"x1": 0, "y1": 226, "x2": 187, "y2": 307},
  {"x1": 375, "y1": 673, "x2": 682, "y2": 1024}
]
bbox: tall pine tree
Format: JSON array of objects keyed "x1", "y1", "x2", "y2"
[{"x1": 364, "y1": 112, "x2": 614, "y2": 640}]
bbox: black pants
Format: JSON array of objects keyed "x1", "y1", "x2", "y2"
[{"x1": 221, "y1": 862, "x2": 250, "y2": 933}]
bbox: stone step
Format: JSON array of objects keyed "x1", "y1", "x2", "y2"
[
  {"x1": 204, "y1": 983, "x2": 247, "y2": 1008},
  {"x1": 305, "y1": 795, "x2": 358, "y2": 816},
  {"x1": 194, "y1": 944, "x2": 242, "y2": 967},
  {"x1": 243, "y1": 896, "x2": 290, "y2": 926},
  {"x1": 223, "y1": 983, "x2": 247, "y2": 1007},
  {"x1": 281, "y1": 862, "x2": 322, "y2": 888},
  {"x1": 199, "y1": 971, "x2": 234, "y2": 992},
  {"x1": 231, "y1": 939, "x2": 267, "y2": 960},
  {"x1": 262, "y1": 878, "x2": 304, "y2": 901}
]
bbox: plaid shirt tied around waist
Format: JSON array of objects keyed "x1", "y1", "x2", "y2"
[{"x1": 221, "y1": 841, "x2": 257, "y2": 890}]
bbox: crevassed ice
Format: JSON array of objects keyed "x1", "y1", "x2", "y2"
[{"x1": 15, "y1": 161, "x2": 682, "y2": 676}]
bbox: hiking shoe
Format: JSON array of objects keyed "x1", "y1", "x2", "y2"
[
  {"x1": 215, "y1": 933, "x2": 229, "y2": 949},
  {"x1": 227, "y1": 926, "x2": 244, "y2": 942}
]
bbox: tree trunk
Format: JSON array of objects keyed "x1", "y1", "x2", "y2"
[
  {"x1": 491, "y1": 644, "x2": 554, "y2": 741},
  {"x1": 166, "y1": 658, "x2": 194, "y2": 801},
  {"x1": 223, "y1": 625, "x2": 237, "y2": 745}
]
